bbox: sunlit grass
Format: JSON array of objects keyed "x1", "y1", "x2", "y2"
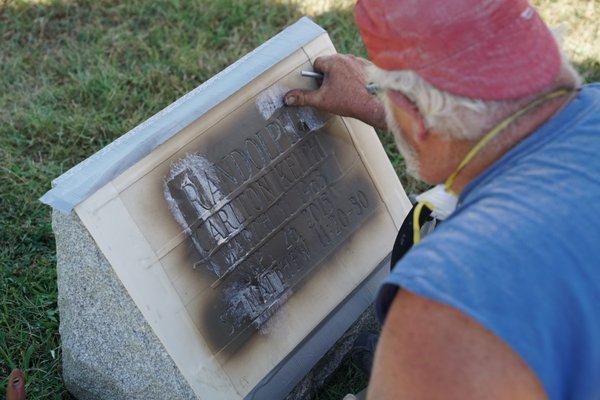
[
  {"x1": 272, "y1": 0, "x2": 354, "y2": 16},
  {"x1": 0, "y1": 1, "x2": 598, "y2": 399},
  {"x1": 533, "y1": 0, "x2": 600, "y2": 81}
]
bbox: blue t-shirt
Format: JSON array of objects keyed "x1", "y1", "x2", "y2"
[{"x1": 377, "y1": 84, "x2": 600, "y2": 400}]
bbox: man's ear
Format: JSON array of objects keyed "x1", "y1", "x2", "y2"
[{"x1": 388, "y1": 90, "x2": 428, "y2": 141}]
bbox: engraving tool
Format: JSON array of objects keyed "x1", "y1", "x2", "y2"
[
  {"x1": 300, "y1": 70, "x2": 324, "y2": 79},
  {"x1": 300, "y1": 70, "x2": 380, "y2": 94}
]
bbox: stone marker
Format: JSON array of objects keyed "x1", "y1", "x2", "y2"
[{"x1": 43, "y1": 18, "x2": 411, "y2": 399}]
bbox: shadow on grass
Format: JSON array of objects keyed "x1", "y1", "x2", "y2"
[{"x1": 315, "y1": 357, "x2": 369, "y2": 400}]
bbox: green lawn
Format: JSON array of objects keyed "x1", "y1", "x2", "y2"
[{"x1": 0, "y1": 0, "x2": 598, "y2": 398}]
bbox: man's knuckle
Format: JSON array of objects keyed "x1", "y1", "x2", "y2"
[{"x1": 314, "y1": 56, "x2": 328, "y2": 68}]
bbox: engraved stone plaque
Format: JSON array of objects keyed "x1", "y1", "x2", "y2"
[
  {"x1": 45, "y1": 18, "x2": 411, "y2": 400},
  {"x1": 163, "y1": 99, "x2": 380, "y2": 356}
]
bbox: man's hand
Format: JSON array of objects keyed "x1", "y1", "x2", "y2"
[
  {"x1": 284, "y1": 54, "x2": 387, "y2": 130},
  {"x1": 6, "y1": 369, "x2": 26, "y2": 400}
]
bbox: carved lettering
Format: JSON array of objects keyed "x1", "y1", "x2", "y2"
[
  {"x1": 265, "y1": 120, "x2": 287, "y2": 154},
  {"x1": 254, "y1": 128, "x2": 279, "y2": 161},
  {"x1": 181, "y1": 173, "x2": 212, "y2": 212},
  {"x1": 244, "y1": 137, "x2": 269, "y2": 170},
  {"x1": 254, "y1": 175, "x2": 276, "y2": 202},
  {"x1": 163, "y1": 106, "x2": 377, "y2": 351},
  {"x1": 217, "y1": 208, "x2": 238, "y2": 233},
  {"x1": 207, "y1": 217, "x2": 228, "y2": 241}
]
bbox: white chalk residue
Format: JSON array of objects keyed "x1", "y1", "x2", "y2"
[
  {"x1": 256, "y1": 84, "x2": 289, "y2": 120},
  {"x1": 297, "y1": 106, "x2": 327, "y2": 131},
  {"x1": 163, "y1": 153, "x2": 222, "y2": 235},
  {"x1": 163, "y1": 175, "x2": 190, "y2": 235},
  {"x1": 256, "y1": 84, "x2": 328, "y2": 132},
  {"x1": 256, "y1": 289, "x2": 293, "y2": 335},
  {"x1": 220, "y1": 266, "x2": 293, "y2": 335},
  {"x1": 278, "y1": 105, "x2": 327, "y2": 135},
  {"x1": 278, "y1": 110, "x2": 297, "y2": 134},
  {"x1": 164, "y1": 153, "x2": 250, "y2": 278}
]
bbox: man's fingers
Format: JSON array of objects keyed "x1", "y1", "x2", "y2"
[
  {"x1": 284, "y1": 89, "x2": 322, "y2": 108},
  {"x1": 313, "y1": 55, "x2": 336, "y2": 73},
  {"x1": 6, "y1": 369, "x2": 26, "y2": 400}
]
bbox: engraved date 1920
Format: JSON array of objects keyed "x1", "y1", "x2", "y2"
[{"x1": 303, "y1": 189, "x2": 370, "y2": 248}]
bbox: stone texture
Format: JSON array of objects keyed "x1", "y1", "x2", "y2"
[
  {"x1": 54, "y1": 210, "x2": 379, "y2": 399},
  {"x1": 54, "y1": 211, "x2": 196, "y2": 400}
]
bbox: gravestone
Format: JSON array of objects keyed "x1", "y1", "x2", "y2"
[{"x1": 42, "y1": 18, "x2": 411, "y2": 399}]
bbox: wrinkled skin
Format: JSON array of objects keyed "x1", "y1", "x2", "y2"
[{"x1": 284, "y1": 54, "x2": 387, "y2": 130}]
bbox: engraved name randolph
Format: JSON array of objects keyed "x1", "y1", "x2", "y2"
[{"x1": 164, "y1": 105, "x2": 377, "y2": 353}]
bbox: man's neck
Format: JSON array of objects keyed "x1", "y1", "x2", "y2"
[{"x1": 450, "y1": 92, "x2": 575, "y2": 193}]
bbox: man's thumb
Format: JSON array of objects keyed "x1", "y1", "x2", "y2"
[{"x1": 284, "y1": 89, "x2": 319, "y2": 107}]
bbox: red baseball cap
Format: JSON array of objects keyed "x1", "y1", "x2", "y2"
[{"x1": 355, "y1": 0, "x2": 561, "y2": 100}]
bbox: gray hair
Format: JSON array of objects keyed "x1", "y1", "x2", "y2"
[{"x1": 366, "y1": 55, "x2": 581, "y2": 141}]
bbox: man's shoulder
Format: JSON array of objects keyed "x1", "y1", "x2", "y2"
[
  {"x1": 449, "y1": 84, "x2": 600, "y2": 256},
  {"x1": 378, "y1": 84, "x2": 600, "y2": 400},
  {"x1": 464, "y1": 83, "x2": 600, "y2": 197},
  {"x1": 430, "y1": 174, "x2": 600, "y2": 267},
  {"x1": 398, "y1": 156, "x2": 600, "y2": 282}
]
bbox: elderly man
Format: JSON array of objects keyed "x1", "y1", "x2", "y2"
[{"x1": 285, "y1": 0, "x2": 599, "y2": 399}]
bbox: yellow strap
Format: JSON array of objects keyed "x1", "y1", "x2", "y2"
[
  {"x1": 444, "y1": 88, "x2": 572, "y2": 194},
  {"x1": 413, "y1": 201, "x2": 433, "y2": 244},
  {"x1": 412, "y1": 88, "x2": 572, "y2": 245}
]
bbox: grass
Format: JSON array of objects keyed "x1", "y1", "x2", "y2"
[{"x1": 0, "y1": 0, "x2": 598, "y2": 398}]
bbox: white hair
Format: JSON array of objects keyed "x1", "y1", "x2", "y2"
[
  {"x1": 366, "y1": 55, "x2": 581, "y2": 141},
  {"x1": 378, "y1": 89, "x2": 422, "y2": 178}
]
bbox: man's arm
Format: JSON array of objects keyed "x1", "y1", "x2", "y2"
[{"x1": 368, "y1": 290, "x2": 546, "y2": 400}]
